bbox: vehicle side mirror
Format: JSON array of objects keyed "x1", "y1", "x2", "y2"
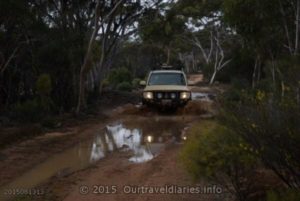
[{"x1": 139, "y1": 80, "x2": 146, "y2": 86}]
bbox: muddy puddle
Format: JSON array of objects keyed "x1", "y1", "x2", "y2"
[
  {"x1": 191, "y1": 92, "x2": 215, "y2": 101},
  {"x1": 0, "y1": 117, "x2": 190, "y2": 200}
]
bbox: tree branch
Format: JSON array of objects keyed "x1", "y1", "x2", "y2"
[{"x1": 0, "y1": 46, "x2": 20, "y2": 75}]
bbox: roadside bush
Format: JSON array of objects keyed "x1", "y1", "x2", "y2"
[
  {"x1": 36, "y1": 74, "x2": 52, "y2": 96},
  {"x1": 132, "y1": 78, "x2": 142, "y2": 89},
  {"x1": 36, "y1": 73, "x2": 54, "y2": 112},
  {"x1": 107, "y1": 67, "x2": 132, "y2": 89},
  {"x1": 220, "y1": 87, "x2": 300, "y2": 188},
  {"x1": 180, "y1": 121, "x2": 259, "y2": 201},
  {"x1": 11, "y1": 99, "x2": 43, "y2": 123},
  {"x1": 100, "y1": 78, "x2": 110, "y2": 92},
  {"x1": 10, "y1": 97, "x2": 54, "y2": 123},
  {"x1": 116, "y1": 81, "x2": 132, "y2": 92},
  {"x1": 41, "y1": 116, "x2": 58, "y2": 128},
  {"x1": 201, "y1": 63, "x2": 214, "y2": 82},
  {"x1": 266, "y1": 189, "x2": 300, "y2": 201}
]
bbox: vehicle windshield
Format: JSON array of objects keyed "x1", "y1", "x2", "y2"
[{"x1": 148, "y1": 73, "x2": 186, "y2": 86}]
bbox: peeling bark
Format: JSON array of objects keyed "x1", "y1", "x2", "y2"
[
  {"x1": 0, "y1": 46, "x2": 20, "y2": 75},
  {"x1": 209, "y1": 35, "x2": 231, "y2": 85},
  {"x1": 76, "y1": 0, "x2": 124, "y2": 114},
  {"x1": 295, "y1": 0, "x2": 300, "y2": 54},
  {"x1": 252, "y1": 57, "x2": 259, "y2": 89},
  {"x1": 76, "y1": 0, "x2": 101, "y2": 114},
  {"x1": 193, "y1": 31, "x2": 214, "y2": 64}
]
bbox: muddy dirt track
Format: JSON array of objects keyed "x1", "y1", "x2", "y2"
[{"x1": 0, "y1": 85, "x2": 231, "y2": 201}]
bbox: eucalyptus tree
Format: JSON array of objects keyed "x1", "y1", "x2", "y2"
[
  {"x1": 138, "y1": 2, "x2": 187, "y2": 66},
  {"x1": 222, "y1": 0, "x2": 300, "y2": 188},
  {"x1": 175, "y1": 0, "x2": 234, "y2": 84},
  {"x1": 76, "y1": 0, "x2": 162, "y2": 113},
  {"x1": 0, "y1": 0, "x2": 48, "y2": 108},
  {"x1": 223, "y1": 0, "x2": 300, "y2": 88}
]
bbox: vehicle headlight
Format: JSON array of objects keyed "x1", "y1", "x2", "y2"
[
  {"x1": 143, "y1": 92, "x2": 153, "y2": 99},
  {"x1": 170, "y1": 93, "x2": 176, "y2": 99},
  {"x1": 146, "y1": 135, "x2": 153, "y2": 143},
  {"x1": 157, "y1": 93, "x2": 163, "y2": 99},
  {"x1": 180, "y1": 92, "x2": 191, "y2": 99}
]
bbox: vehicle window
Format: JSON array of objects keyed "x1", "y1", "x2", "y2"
[{"x1": 148, "y1": 73, "x2": 186, "y2": 86}]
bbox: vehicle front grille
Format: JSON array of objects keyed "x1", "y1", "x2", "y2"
[{"x1": 154, "y1": 91, "x2": 180, "y2": 100}]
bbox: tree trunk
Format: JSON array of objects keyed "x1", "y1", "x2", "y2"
[
  {"x1": 76, "y1": 1, "x2": 100, "y2": 114},
  {"x1": 297, "y1": 86, "x2": 300, "y2": 104},
  {"x1": 192, "y1": 51, "x2": 196, "y2": 72},
  {"x1": 209, "y1": 47, "x2": 219, "y2": 85},
  {"x1": 279, "y1": 0, "x2": 294, "y2": 54},
  {"x1": 209, "y1": 70, "x2": 217, "y2": 85},
  {"x1": 77, "y1": 70, "x2": 87, "y2": 113},
  {"x1": 252, "y1": 58, "x2": 258, "y2": 89},
  {"x1": 76, "y1": 0, "x2": 124, "y2": 114},
  {"x1": 281, "y1": 81, "x2": 285, "y2": 98},
  {"x1": 0, "y1": 46, "x2": 20, "y2": 75},
  {"x1": 295, "y1": 0, "x2": 300, "y2": 54},
  {"x1": 257, "y1": 60, "x2": 261, "y2": 82},
  {"x1": 166, "y1": 47, "x2": 171, "y2": 65},
  {"x1": 269, "y1": 52, "x2": 276, "y2": 87}
]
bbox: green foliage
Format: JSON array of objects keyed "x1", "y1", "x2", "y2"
[
  {"x1": 201, "y1": 63, "x2": 214, "y2": 80},
  {"x1": 100, "y1": 78, "x2": 110, "y2": 91},
  {"x1": 181, "y1": 121, "x2": 258, "y2": 200},
  {"x1": 220, "y1": 84, "x2": 300, "y2": 188},
  {"x1": 266, "y1": 189, "x2": 300, "y2": 201},
  {"x1": 139, "y1": 8, "x2": 186, "y2": 45},
  {"x1": 223, "y1": 0, "x2": 282, "y2": 44},
  {"x1": 276, "y1": 56, "x2": 300, "y2": 87},
  {"x1": 138, "y1": 5, "x2": 187, "y2": 64},
  {"x1": 107, "y1": 67, "x2": 133, "y2": 89},
  {"x1": 178, "y1": 0, "x2": 223, "y2": 16},
  {"x1": 10, "y1": 97, "x2": 54, "y2": 123},
  {"x1": 224, "y1": 47, "x2": 255, "y2": 83},
  {"x1": 41, "y1": 116, "x2": 58, "y2": 128},
  {"x1": 36, "y1": 74, "x2": 52, "y2": 96},
  {"x1": 131, "y1": 78, "x2": 142, "y2": 89},
  {"x1": 181, "y1": 121, "x2": 257, "y2": 179},
  {"x1": 11, "y1": 99, "x2": 44, "y2": 123},
  {"x1": 116, "y1": 82, "x2": 132, "y2": 92},
  {"x1": 111, "y1": 42, "x2": 166, "y2": 78}
]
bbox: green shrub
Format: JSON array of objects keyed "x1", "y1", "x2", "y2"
[
  {"x1": 41, "y1": 116, "x2": 58, "y2": 128},
  {"x1": 100, "y1": 78, "x2": 110, "y2": 90},
  {"x1": 116, "y1": 82, "x2": 132, "y2": 92},
  {"x1": 220, "y1": 86, "x2": 300, "y2": 188},
  {"x1": 201, "y1": 63, "x2": 214, "y2": 81},
  {"x1": 107, "y1": 67, "x2": 132, "y2": 88},
  {"x1": 266, "y1": 189, "x2": 300, "y2": 201},
  {"x1": 10, "y1": 97, "x2": 54, "y2": 123},
  {"x1": 132, "y1": 78, "x2": 142, "y2": 89},
  {"x1": 36, "y1": 73, "x2": 54, "y2": 112},
  {"x1": 181, "y1": 121, "x2": 258, "y2": 200},
  {"x1": 36, "y1": 74, "x2": 52, "y2": 96},
  {"x1": 11, "y1": 99, "x2": 43, "y2": 123}
]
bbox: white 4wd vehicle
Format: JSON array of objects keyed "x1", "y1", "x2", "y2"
[{"x1": 140, "y1": 70, "x2": 191, "y2": 108}]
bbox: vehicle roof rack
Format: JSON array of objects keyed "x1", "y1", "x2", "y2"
[
  {"x1": 161, "y1": 63, "x2": 174, "y2": 69},
  {"x1": 151, "y1": 63, "x2": 184, "y2": 71}
]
